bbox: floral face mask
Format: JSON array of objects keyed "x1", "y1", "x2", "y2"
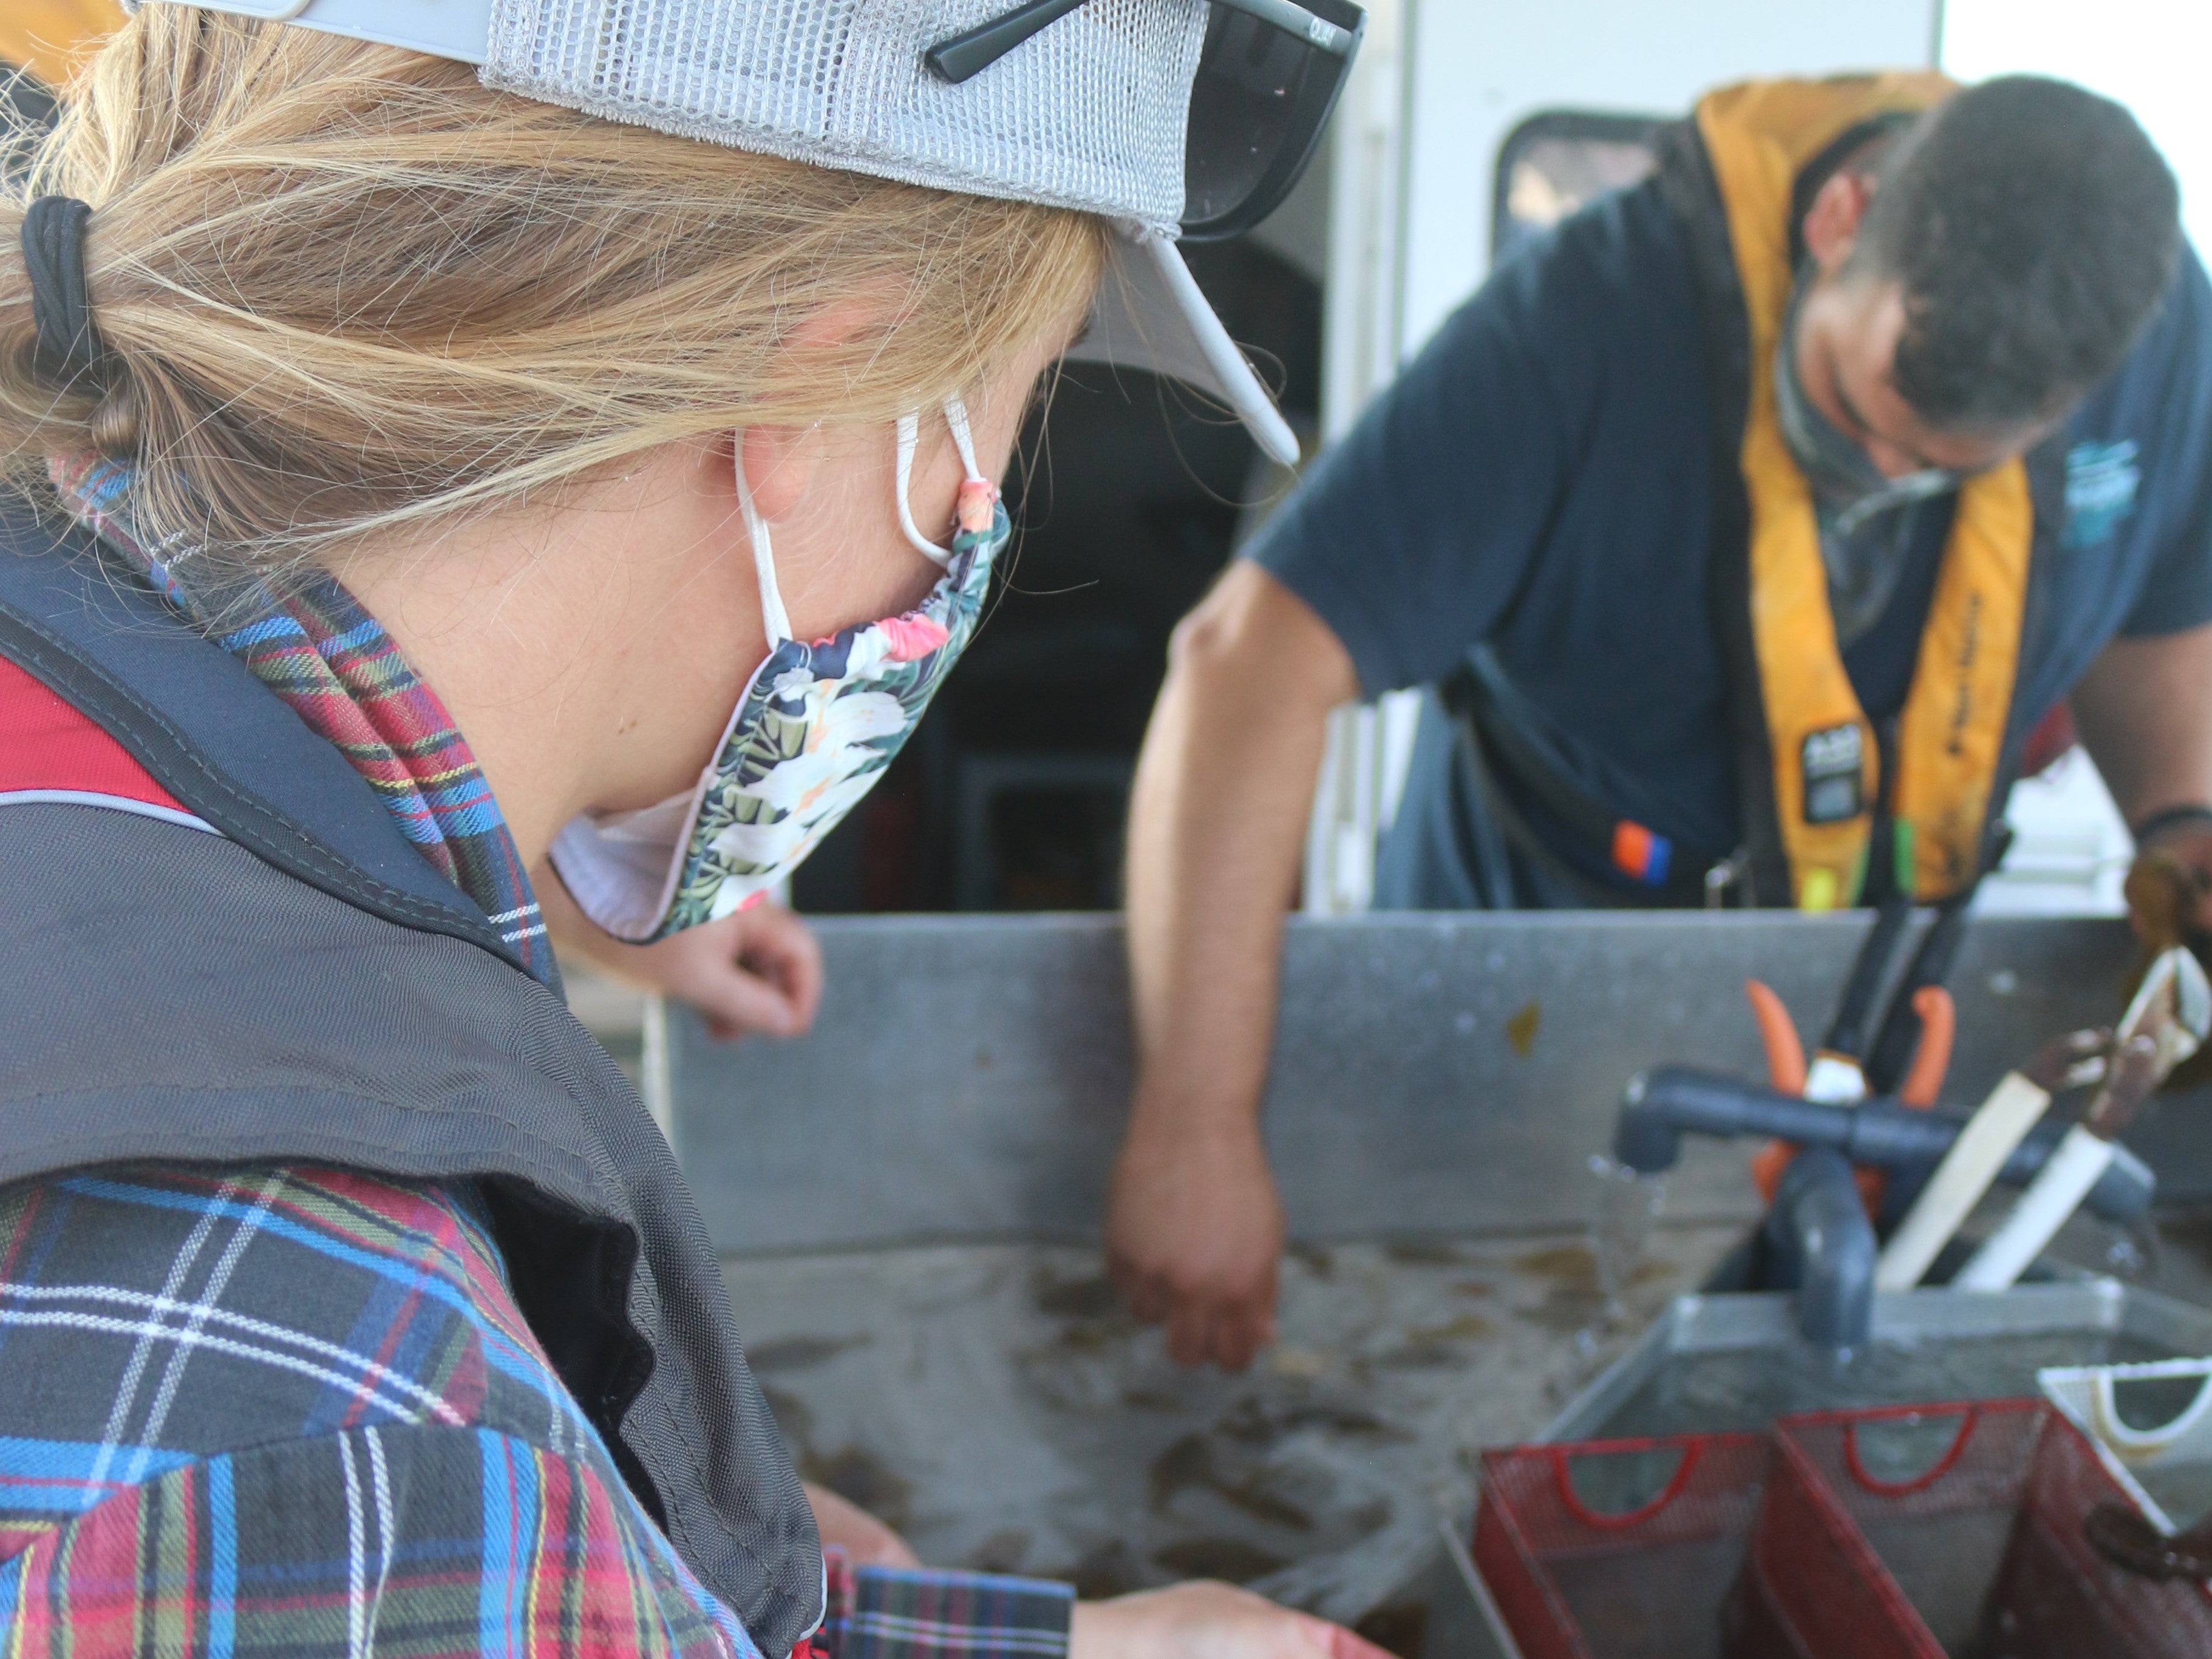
[{"x1": 550, "y1": 399, "x2": 1007, "y2": 939}]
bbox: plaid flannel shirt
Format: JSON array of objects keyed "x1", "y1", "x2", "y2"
[{"x1": 0, "y1": 1163, "x2": 1074, "y2": 1659}]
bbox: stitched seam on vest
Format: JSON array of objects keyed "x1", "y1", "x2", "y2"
[
  {"x1": 0, "y1": 1082, "x2": 582, "y2": 1139},
  {"x1": 620, "y1": 1422, "x2": 814, "y2": 1659},
  {"x1": 0, "y1": 599, "x2": 517, "y2": 960}
]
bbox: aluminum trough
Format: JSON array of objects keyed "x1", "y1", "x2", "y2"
[
  {"x1": 658, "y1": 912, "x2": 2212, "y2": 1659},
  {"x1": 671, "y1": 912, "x2": 2212, "y2": 1254},
  {"x1": 1540, "y1": 1279, "x2": 2212, "y2": 1442}
]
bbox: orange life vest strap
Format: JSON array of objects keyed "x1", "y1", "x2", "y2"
[
  {"x1": 1693, "y1": 75, "x2": 2033, "y2": 906},
  {"x1": 0, "y1": 1, "x2": 123, "y2": 91}
]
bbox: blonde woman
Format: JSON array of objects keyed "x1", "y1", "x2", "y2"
[{"x1": 0, "y1": 5, "x2": 1380, "y2": 1657}]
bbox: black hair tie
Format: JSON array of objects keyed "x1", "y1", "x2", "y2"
[{"x1": 21, "y1": 195, "x2": 106, "y2": 385}]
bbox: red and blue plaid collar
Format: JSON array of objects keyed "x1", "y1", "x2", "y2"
[{"x1": 49, "y1": 455, "x2": 557, "y2": 988}]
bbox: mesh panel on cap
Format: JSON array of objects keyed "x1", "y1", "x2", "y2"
[{"x1": 485, "y1": 0, "x2": 1205, "y2": 229}]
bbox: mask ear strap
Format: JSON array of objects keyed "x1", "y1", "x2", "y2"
[
  {"x1": 945, "y1": 395, "x2": 985, "y2": 483},
  {"x1": 894, "y1": 412, "x2": 954, "y2": 568},
  {"x1": 897, "y1": 398, "x2": 995, "y2": 566},
  {"x1": 733, "y1": 437, "x2": 794, "y2": 647}
]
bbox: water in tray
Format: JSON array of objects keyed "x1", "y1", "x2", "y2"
[{"x1": 1593, "y1": 1328, "x2": 2179, "y2": 1439}]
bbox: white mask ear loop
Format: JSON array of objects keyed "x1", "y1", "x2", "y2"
[
  {"x1": 945, "y1": 395, "x2": 985, "y2": 483},
  {"x1": 894, "y1": 413, "x2": 952, "y2": 568},
  {"x1": 894, "y1": 396, "x2": 990, "y2": 568},
  {"x1": 733, "y1": 438, "x2": 794, "y2": 648}
]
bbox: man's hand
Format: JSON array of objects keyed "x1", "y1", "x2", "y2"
[
  {"x1": 1106, "y1": 1116, "x2": 1284, "y2": 1371},
  {"x1": 1071, "y1": 1583, "x2": 1394, "y2": 1659},
  {"x1": 2075, "y1": 625, "x2": 2212, "y2": 946},
  {"x1": 803, "y1": 1481, "x2": 919, "y2": 1569},
  {"x1": 2128, "y1": 824, "x2": 2212, "y2": 945},
  {"x1": 1117, "y1": 565, "x2": 1354, "y2": 1371},
  {"x1": 2122, "y1": 830, "x2": 2212, "y2": 1090}
]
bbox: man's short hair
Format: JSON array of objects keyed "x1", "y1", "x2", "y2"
[{"x1": 1850, "y1": 75, "x2": 2181, "y2": 433}]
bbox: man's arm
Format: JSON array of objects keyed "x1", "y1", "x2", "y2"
[
  {"x1": 2070, "y1": 620, "x2": 2212, "y2": 931},
  {"x1": 1109, "y1": 562, "x2": 1359, "y2": 1371},
  {"x1": 1104, "y1": 191, "x2": 1630, "y2": 1368}
]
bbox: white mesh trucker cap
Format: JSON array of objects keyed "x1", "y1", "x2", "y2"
[{"x1": 155, "y1": 0, "x2": 1352, "y2": 466}]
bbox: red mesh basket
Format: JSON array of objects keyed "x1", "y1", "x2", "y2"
[
  {"x1": 1719, "y1": 1550, "x2": 1815, "y2": 1659},
  {"x1": 1757, "y1": 1400, "x2": 2041, "y2": 1658},
  {"x1": 1984, "y1": 1408, "x2": 2212, "y2": 1656},
  {"x1": 1758, "y1": 1400, "x2": 2212, "y2": 1658},
  {"x1": 1472, "y1": 1434, "x2": 1771, "y2": 1659}
]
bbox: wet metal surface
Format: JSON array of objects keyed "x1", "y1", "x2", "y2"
[
  {"x1": 1542, "y1": 1276, "x2": 2212, "y2": 1444},
  {"x1": 723, "y1": 1221, "x2": 1743, "y2": 1626},
  {"x1": 675, "y1": 914, "x2": 2212, "y2": 1255}
]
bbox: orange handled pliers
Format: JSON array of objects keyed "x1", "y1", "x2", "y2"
[{"x1": 1747, "y1": 980, "x2": 1955, "y2": 1207}]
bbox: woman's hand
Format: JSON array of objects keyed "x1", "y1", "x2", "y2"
[
  {"x1": 1070, "y1": 1583, "x2": 1394, "y2": 1659},
  {"x1": 538, "y1": 865, "x2": 824, "y2": 1041},
  {"x1": 803, "y1": 1481, "x2": 920, "y2": 1569},
  {"x1": 611, "y1": 902, "x2": 825, "y2": 1040}
]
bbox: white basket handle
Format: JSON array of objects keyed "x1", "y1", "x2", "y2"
[{"x1": 2090, "y1": 1360, "x2": 2212, "y2": 1457}]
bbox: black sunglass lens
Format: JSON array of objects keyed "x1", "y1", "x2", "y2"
[
  {"x1": 1182, "y1": 7, "x2": 1352, "y2": 239},
  {"x1": 1185, "y1": 13, "x2": 1310, "y2": 230}
]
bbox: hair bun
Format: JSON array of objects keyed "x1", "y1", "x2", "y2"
[{"x1": 89, "y1": 374, "x2": 140, "y2": 458}]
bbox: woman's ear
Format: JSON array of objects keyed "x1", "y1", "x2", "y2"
[
  {"x1": 739, "y1": 424, "x2": 824, "y2": 520},
  {"x1": 740, "y1": 295, "x2": 894, "y2": 518}
]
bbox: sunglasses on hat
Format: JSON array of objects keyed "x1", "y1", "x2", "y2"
[{"x1": 927, "y1": 0, "x2": 1366, "y2": 240}]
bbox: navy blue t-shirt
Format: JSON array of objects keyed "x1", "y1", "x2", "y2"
[{"x1": 1250, "y1": 175, "x2": 2212, "y2": 898}]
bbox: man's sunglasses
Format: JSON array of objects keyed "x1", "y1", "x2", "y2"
[{"x1": 925, "y1": 0, "x2": 1366, "y2": 241}]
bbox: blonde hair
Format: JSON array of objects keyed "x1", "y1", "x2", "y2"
[{"x1": 0, "y1": 9, "x2": 1106, "y2": 580}]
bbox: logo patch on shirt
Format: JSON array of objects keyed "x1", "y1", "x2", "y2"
[
  {"x1": 1802, "y1": 724, "x2": 1865, "y2": 825},
  {"x1": 2064, "y1": 439, "x2": 2141, "y2": 551}
]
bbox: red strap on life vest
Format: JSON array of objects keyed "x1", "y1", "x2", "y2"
[{"x1": 0, "y1": 654, "x2": 191, "y2": 814}]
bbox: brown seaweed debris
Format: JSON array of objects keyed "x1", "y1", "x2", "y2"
[
  {"x1": 1369, "y1": 1313, "x2": 1496, "y2": 1369},
  {"x1": 1214, "y1": 1398, "x2": 1398, "y2": 1443},
  {"x1": 747, "y1": 1333, "x2": 873, "y2": 1372},
  {"x1": 1511, "y1": 1244, "x2": 1599, "y2": 1290},
  {"x1": 1148, "y1": 1432, "x2": 1315, "y2": 1531},
  {"x1": 1054, "y1": 1540, "x2": 1143, "y2": 1601},
  {"x1": 1151, "y1": 1537, "x2": 1290, "y2": 1583},
  {"x1": 757, "y1": 1383, "x2": 815, "y2": 1445},
  {"x1": 1384, "y1": 1239, "x2": 1466, "y2": 1266},
  {"x1": 1354, "y1": 1601, "x2": 1429, "y2": 1659},
  {"x1": 800, "y1": 1446, "x2": 914, "y2": 1532},
  {"x1": 965, "y1": 1528, "x2": 1033, "y2": 1575},
  {"x1": 1034, "y1": 1272, "x2": 1122, "y2": 1319}
]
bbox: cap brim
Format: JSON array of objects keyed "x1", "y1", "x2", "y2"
[
  {"x1": 206, "y1": 0, "x2": 493, "y2": 64},
  {"x1": 1063, "y1": 228, "x2": 1301, "y2": 468},
  {"x1": 156, "y1": 8, "x2": 1298, "y2": 464}
]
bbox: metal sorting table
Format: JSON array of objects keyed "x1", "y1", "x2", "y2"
[
  {"x1": 720, "y1": 1224, "x2": 1741, "y2": 1626},
  {"x1": 664, "y1": 913, "x2": 2212, "y2": 1651},
  {"x1": 671, "y1": 912, "x2": 2212, "y2": 1251}
]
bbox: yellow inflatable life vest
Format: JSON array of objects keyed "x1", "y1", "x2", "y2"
[
  {"x1": 0, "y1": 1, "x2": 123, "y2": 92},
  {"x1": 1694, "y1": 76, "x2": 2033, "y2": 908}
]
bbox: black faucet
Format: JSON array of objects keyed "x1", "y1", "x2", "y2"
[
  {"x1": 1763, "y1": 1148, "x2": 1877, "y2": 1348},
  {"x1": 1611, "y1": 1067, "x2": 2156, "y2": 1348}
]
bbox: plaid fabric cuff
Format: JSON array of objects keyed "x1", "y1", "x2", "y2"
[{"x1": 813, "y1": 1550, "x2": 1075, "y2": 1659}]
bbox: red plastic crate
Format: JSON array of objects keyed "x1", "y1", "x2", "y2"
[
  {"x1": 1473, "y1": 1433, "x2": 1771, "y2": 1659},
  {"x1": 1757, "y1": 1400, "x2": 2212, "y2": 1658}
]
